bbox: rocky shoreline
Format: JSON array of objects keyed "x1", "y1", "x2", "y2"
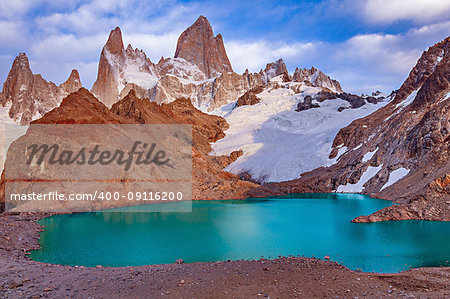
[{"x1": 1, "y1": 212, "x2": 449, "y2": 298}]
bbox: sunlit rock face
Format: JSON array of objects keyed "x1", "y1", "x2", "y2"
[
  {"x1": 174, "y1": 15, "x2": 233, "y2": 78},
  {"x1": 0, "y1": 53, "x2": 82, "y2": 124}
]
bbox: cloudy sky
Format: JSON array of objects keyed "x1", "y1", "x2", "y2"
[{"x1": 1, "y1": 0, "x2": 449, "y2": 94}]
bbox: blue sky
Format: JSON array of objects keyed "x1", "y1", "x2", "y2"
[{"x1": 1, "y1": 0, "x2": 449, "y2": 94}]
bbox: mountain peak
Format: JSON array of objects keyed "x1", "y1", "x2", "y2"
[
  {"x1": 105, "y1": 27, "x2": 124, "y2": 56},
  {"x1": 68, "y1": 69, "x2": 80, "y2": 80},
  {"x1": 60, "y1": 69, "x2": 82, "y2": 94},
  {"x1": 293, "y1": 66, "x2": 343, "y2": 93},
  {"x1": 0, "y1": 52, "x2": 78, "y2": 124},
  {"x1": 15, "y1": 53, "x2": 30, "y2": 68},
  {"x1": 393, "y1": 36, "x2": 449, "y2": 106},
  {"x1": 0, "y1": 53, "x2": 34, "y2": 106},
  {"x1": 193, "y1": 15, "x2": 211, "y2": 27},
  {"x1": 174, "y1": 16, "x2": 233, "y2": 78},
  {"x1": 7, "y1": 53, "x2": 32, "y2": 75},
  {"x1": 264, "y1": 59, "x2": 288, "y2": 74}
]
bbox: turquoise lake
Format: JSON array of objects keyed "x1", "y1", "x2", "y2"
[{"x1": 30, "y1": 193, "x2": 450, "y2": 273}]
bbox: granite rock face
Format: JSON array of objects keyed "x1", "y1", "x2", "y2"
[
  {"x1": 174, "y1": 16, "x2": 233, "y2": 78},
  {"x1": 0, "y1": 53, "x2": 82, "y2": 124},
  {"x1": 263, "y1": 59, "x2": 290, "y2": 82},
  {"x1": 89, "y1": 18, "x2": 343, "y2": 112},
  {"x1": 296, "y1": 95, "x2": 320, "y2": 111},
  {"x1": 91, "y1": 27, "x2": 158, "y2": 107},
  {"x1": 59, "y1": 69, "x2": 82, "y2": 94},
  {"x1": 235, "y1": 86, "x2": 264, "y2": 108},
  {"x1": 293, "y1": 67, "x2": 343, "y2": 93}
]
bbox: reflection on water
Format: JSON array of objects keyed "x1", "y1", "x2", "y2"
[{"x1": 31, "y1": 193, "x2": 450, "y2": 273}]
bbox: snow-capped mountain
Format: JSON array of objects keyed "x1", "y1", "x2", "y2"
[
  {"x1": 0, "y1": 15, "x2": 394, "y2": 183},
  {"x1": 90, "y1": 16, "x2": 347, "y2": 111},
  {"x1": 0, "y1": 16, "x2": 348, "y2": 120},
  {"x1": 0, "y1": 15, "x2": 447, "y2": 223},
  {"x1": 211, "y1": 75, "x2": 390, "y2": 182},
  {"x1": 293, "y1": 67, "x2": 343, "y2": 93},
  {"x1": 91, "y1": 27, "x2": 159, "y2": 107},
  {"x1": 278, "y1": 36, "x2": 450, "y2": 222}
]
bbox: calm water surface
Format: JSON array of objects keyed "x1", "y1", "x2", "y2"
[{"x1": 31, "y1": 193, "x2": 450, "y2": 273}]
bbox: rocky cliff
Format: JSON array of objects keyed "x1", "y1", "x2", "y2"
[
  {"x1": 293, "y1": 67, "x2": 343, "y2": 93},
  {"x1": 89, "y1": 17, "x2": 343, "y2": 112},
  {"x1": 174, "y1": 16, "x2": 233, "y2": 78},
  {"x1": 91, "y1": 27, "x2": 159, "y2": 107},
  {"x1": 277, "y1": 36, "x2": 450, "y2": 222},
  {"x1": 0, "y1": 53, "x2": 82, "y2": 124},
  {"x1": 149, "y1": 58, "x2": 291, "y2": 111}
]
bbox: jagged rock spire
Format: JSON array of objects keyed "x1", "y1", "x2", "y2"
[
  {"x1": 60, "y1": 69, "x2": 82, "y2": 94},
  {"x1": 91, "y1": 27, "x2": 126, "y2": 107},
  {"x1": 174, "y1": 16, "x2": 233, "y2": 78},
  {"x1": 0, "y1": 53, "x2": 81, "y2": 124}
]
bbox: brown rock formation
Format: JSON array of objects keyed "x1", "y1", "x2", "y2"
[
  {"x1": 91, "y1": 27, "x2": 124, "y2": 107},
  {"x1": 393, "y1": 37, "x2": 447, "y2": 106},
  {"x1": 149, "y1": 69, "x2": 261, "y2": 111},
  {"x1": 59, "y1": 69, "x2": 82, "y2": 94},
  {"x1": 0, "y1": 88, "x2": 278, "y2": 212},
  {"x1": 263, "y1": 59, "x2": 290, "y2": 82},
  {"x1": 111, "y1": 90, "x2": 278, "y2": 200},
  {"x1": 296, "y1": 95, "x2": 320, "y2": 111},
  {"x1": 293, "y1": 67, "x2": 343, "y2": 93},
  {"x1": 33, "y1": 88, "x2": 130, "y2": 125},
  {"x1": 174, "y1": 16, "x2": 233, "y2": 78},
  {"x1": 91, "y1": 27, "x2": 158, "y2": 107},
  {"x1": 235, "y1": 86, "x2": 264, "y2": 108},
  {"x1": 0, "y1": 53, "x2": 82, "y2": 124}
]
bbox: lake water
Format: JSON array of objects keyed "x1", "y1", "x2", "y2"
[{"x1": 30, "y1": 193, "x2": 450, "y2": 273}]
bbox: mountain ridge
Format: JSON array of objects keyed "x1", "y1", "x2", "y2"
[
  {"x1": 0, "y1": 16, "x2": 346, "y2": 120},
  {"x1": 174, "y1": 15, "x2": 233, "y2": 78},
  {"x1": 0, "y1": 53, "x2": 82, "y2": 124}
]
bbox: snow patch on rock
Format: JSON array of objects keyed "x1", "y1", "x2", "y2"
[
  {"x1": 362, "y1": 147, "x2": 378, "y2": 163},
  {"x1": 381, "y1": 167, "x2": 410, "y2": 191},
  {"x1": 395, "y1": 90, "x2": 418, "y2": 110},
  {"x1": 337, "y1": 165, "x2": 383, "y2": 193}
]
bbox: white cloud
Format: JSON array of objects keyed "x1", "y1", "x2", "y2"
[
  {"x1": 363, "y1": 0, "x2": 450, "y2": 24},
  {"x1": 0, "y1": 0, "x2": 34, "y2": 19},
  {"x1": 0, "y1": 20, "x2": 28, "y2": 49},
  {"x1": 226, "y1": 40, "x2": 316, "y2": 73},
  {"x1": 329, "y1": 21, "x2": 449, "y2": 92},
  {"x1": 26, "y1": 33, "x2": 106, "y2": 86},
  {"x1": 124, "y1": 32, "x2": 180, "y2": 62},
  {"x1": 30, "y1": 33, "x2": 106, "y2": 62},
  {"x1": 35, "y1": 0, "x2": 196, "y2": 36},
  {"x1": 226, "y1": 20, "x2": 449, "y2": 94},
  {"x1": 336, "y1": 33, "x2": 420, "y2": 74}
]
